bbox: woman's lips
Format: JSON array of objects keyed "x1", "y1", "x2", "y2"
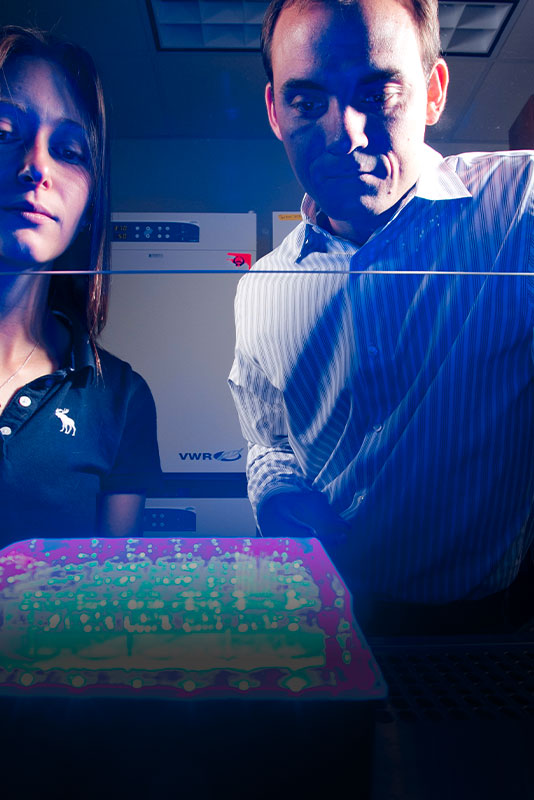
[{"x1": 3, "y1": 203, "x2": 57, "y2": 223}]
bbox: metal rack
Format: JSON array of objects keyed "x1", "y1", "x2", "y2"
[{"x1": 371, "y1": 636, "x2": 534, "y2": 724}]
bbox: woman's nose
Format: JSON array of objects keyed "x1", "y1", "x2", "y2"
[{"x1": 17, "y1": 136, "x2": 53, "y2": 189}]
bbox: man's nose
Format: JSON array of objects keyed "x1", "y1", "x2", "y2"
[
  {"x1": 17, "y1": 134, "x2": 53, "y2": 189},
  {"x1": 326, "y1": 102, "x2": 368, "y2": 154}
]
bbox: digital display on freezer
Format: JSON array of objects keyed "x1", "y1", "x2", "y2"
[{"x1": 112, "y1": 221, "x2": 200, "y2": 243}]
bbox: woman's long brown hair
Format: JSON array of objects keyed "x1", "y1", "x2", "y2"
[{"x1": 0, "y1": 25, "x2": 111, "y2": 373}]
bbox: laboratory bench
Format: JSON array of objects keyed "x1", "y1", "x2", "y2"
[
  {"x1": 0, "y1": 536, "x2": 532, "y2": 800},
  {"x1": 370, "y1": 628, "x2": 534, "y2": 800}
]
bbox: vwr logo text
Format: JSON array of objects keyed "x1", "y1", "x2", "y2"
[{"x1": 179, "y1": 449, "x2": 243, "y2": 462}]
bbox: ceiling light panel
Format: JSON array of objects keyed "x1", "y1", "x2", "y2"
[
  {"x1": 148, "y1": 0, "x2": 516, "y2": 55},
  {"x1": 149, "y1": 0, "x2": 267, "y2": 49},
  {"x1": 440, "y1": 2, "x2": 515, "y2": 54}
]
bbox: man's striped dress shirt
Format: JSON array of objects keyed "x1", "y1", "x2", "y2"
[{"x1": 228, "y1": 146, "x2": 534, "y2": 603}]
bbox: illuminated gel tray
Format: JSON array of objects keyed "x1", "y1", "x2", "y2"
[{"x1": 0, "y1": 537, "x2": 386, "y2": 701}]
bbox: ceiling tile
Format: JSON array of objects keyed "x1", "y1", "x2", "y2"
[
  {"x1": 496, "y1": 0, "x2": 534, "y2": 57},
  {"x1": 153, "y1": 50, "x2": 271, "y2": 138},
  {"x1": 1, "y1": 0, "x2": 153, "y2": 54},
  {"x1": 452, "y1": 60, "x2": 534, "y2": 141}
]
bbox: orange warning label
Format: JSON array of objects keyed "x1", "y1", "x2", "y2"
[{"x1": 277, "y1": 213, "x2": 302, "y2": 221}]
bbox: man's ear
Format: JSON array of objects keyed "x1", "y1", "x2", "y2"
[
  {"x1": 265, "y1": 82, "x2": 283, "y2": 141},
  {"x1": 426, "y1": 59, "x2": 449, "y2": 126}
]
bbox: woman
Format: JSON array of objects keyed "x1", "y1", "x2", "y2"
[{"x1": 0, "y1": 26, "x2": 161, "y2": 543}]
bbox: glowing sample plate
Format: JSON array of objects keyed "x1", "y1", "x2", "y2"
[{"x1": 0, "y1": 537, "x2": 386, "y2": 701}]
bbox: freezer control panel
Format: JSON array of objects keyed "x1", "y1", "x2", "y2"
[{"x1": 112, "y1": 221, "x2": 200, "y2": 243}]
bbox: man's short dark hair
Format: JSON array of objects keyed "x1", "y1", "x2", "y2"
[{"x1": 261, "y1": 0, "x2": 442, "y2": 85}]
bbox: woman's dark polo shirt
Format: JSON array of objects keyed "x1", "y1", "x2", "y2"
[{"x1": 0, "y1": 317, "x2": 161, "y2": 545}]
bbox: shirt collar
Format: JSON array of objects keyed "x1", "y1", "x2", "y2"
[
  {"x1": 298, "y1": 145, "x2": 472, "y2": 259},
  {"x1": 415, "y1": 144, "x2": 472, "y2": 201},
  {"x1": 52, "y1": 310, "x2": 96, "y2": 382}
]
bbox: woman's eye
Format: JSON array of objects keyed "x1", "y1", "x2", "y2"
[
  {"x1": 56, "y1": 143, "x2": 87, "y2": 164},
  {"x1": 0, "y1": 106, "x2": 24, "y2": 141}
]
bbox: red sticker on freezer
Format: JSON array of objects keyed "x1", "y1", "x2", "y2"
[{"x1": 227, "y1": 253, "x2": 252, "y2": 269}]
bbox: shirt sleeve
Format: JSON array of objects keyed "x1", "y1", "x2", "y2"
[
  {"x1": 228, "y1": 325, "x2": 311, "y2": 521},
  {"x1": 101, "y1": 371, "x2": 162, "y2": 494}
]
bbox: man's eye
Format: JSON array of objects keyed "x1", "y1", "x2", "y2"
[
  {"x1": 364, "y1": 93, "x2": 387, "y2": 104},
  {"x1": 0, "y1": 125, "x2": 17, "y2": 142},
  {"x1": 289, "y1": 97, "x2": 327, "y2": 118},
  {"x1": 360, "y1": 88, "x2": 401, "y2": 110}
]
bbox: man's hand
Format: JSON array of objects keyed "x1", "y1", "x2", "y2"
[{"x1": 257, "y1": 491, "x2": 349, "y2": 545}]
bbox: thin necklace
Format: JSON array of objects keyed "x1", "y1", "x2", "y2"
[{"x1": 0, "y1": 342, "x2": 38, "y2": 393}]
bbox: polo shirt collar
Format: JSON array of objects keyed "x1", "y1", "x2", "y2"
[
  {"x1": 298, "y1": 145, "x2": 472, "y2": 260},
  {"x1": 52, "y1": 310, "x2": 96, "y2": 383}
]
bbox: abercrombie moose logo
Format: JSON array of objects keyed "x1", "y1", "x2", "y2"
[{"x1": 55, "y1": 408, "x2": 76, "y2": 436}]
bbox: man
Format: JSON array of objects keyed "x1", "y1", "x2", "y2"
[{"x1": 229, "y1": 0, "x2": 534, "y2": 632}]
